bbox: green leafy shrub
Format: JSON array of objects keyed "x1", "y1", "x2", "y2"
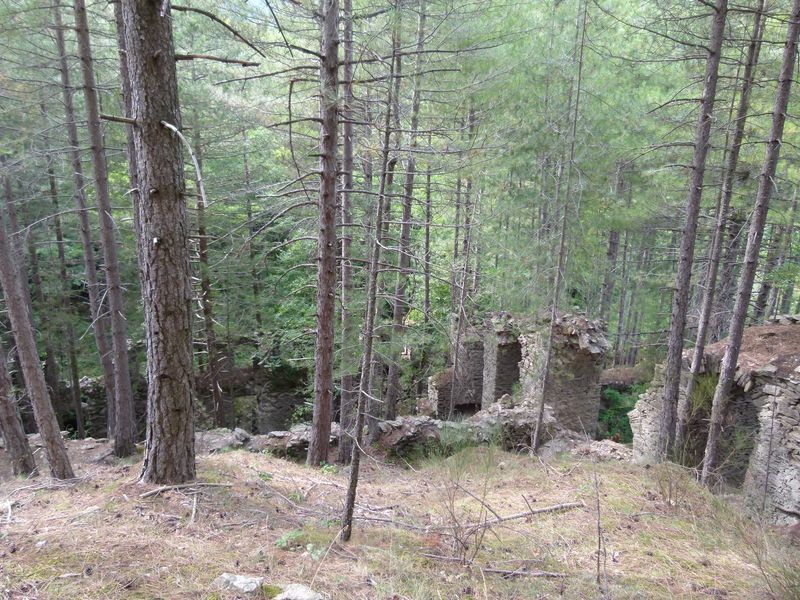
[
  {"x1": 275, "y1": 529, "x2": 305, "y2": 550},
  {"x1": 290, "y1": 401, "x2": 313, "y2": 425},
  {"x1": 599, "y1": 384, "x2": 646, "y2": 443}
]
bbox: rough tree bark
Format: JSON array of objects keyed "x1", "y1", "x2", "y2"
[
  {"x1": 675, "y1": 0, "x2": 765, "y2": 452},
  {"x1": 0, "y1": 339, "x2": 37, "y2": 477},
  {"x1": 702, "y1": 0, "x2": 800, "y2": 485},
  {"x1": 74, "y1": 0, "x2": 137, "y2": 457},
  {"x1": 51, "y1": 0, "x2": 117, "y2": 436},
  {"x1": 659, "y1": 0, "x2": 728, "y2": 460},
  {"x1": 120, "y1": 0, "x2": 195, "y2": 484},
  {"x1": 308, "y1": 0, "x2": 340, "y2": 467},
  {"x1": 0, "y1": 186, "x2": 74, "y2": 480},
  {"x1": 0, "y1": 167, "x2": 30, "y2": 305}
]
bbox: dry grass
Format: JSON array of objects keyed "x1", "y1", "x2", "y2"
[{"x1": 0, "y1": 439, "x2": 794, "y2": 599}]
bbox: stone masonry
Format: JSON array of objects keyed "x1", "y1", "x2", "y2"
[
  {"x1": 425, "y1": 312, "x2": 608, "y2": 438},
  {"x1": 631, "y1": 316, "x2": 800, "y2": 524}
]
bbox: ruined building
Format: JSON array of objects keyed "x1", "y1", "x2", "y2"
[
  {"x1": 425, "y1": 312, "x2": 608, "y2": 436},
  {"x1": 630, "y1": 316, "x2": 800, "y2": 524}
]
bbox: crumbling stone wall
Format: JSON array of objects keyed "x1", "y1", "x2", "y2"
[
  {"x1": 742, "y1": 375, "x2": 800, "y2": 522},
  {"x1": 253, "y1": 364, "x2": 308, "y2": 434},
  {"x1": 434, "y1": 311, "x2": 608, "y2": 437},
  {"x1": 628, "y1": 364, "x2": 664, "y2": 463},
  {"x1": 631, "y1": 317, "x2": 800, "y2": 524},
  {"x1": 482, "y1": 313, "x2": 522, "y2": 409},
  {"x1": 518, "y1": 314, "x2": 608, "y2": 437},
  {"x1": 427, "y1": 336, "x2": 484, "y2": 417}
]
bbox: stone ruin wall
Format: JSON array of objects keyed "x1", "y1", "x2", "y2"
[
  {"x1": 630, "y1": 318, "x2": 800, "y2": 524},
  {"x1": 519, "y1": 315, "x2": 608, "y2": 437},
  {"x1": 742, "y1": 375, "x2": 800, "y2": 522},
  {"x1": 427, "y1": 336, "x2": 485, "y2": 417},
  {"x1": 481, "y1": 323, "x2": 522, "y2": 409},
  {"x1": 629, "y1": 366, "x2": 757, "y2": 486},
  {"x1": 426, "y1": 312, "x2": 608, "y2": 438}
]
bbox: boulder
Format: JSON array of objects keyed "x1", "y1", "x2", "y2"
[
  {"x1": 538, "y1": 429, "x2": 588, "y2": 459},
  {"x1": 274, "y1": 583, "x2": 325, "y2": 600},
  {"x1": 467, "y1": 400, "x2": 559, "y2": 450},
  {"x1": 570, "y1": 439, "x2": 632, "y2": 461},
  {"x1": 195, "y1": 427, "x2": 251, "y2": 454},
  {"x1": 373, "y1": 401, "x2": 563, "y2": 456},
  {"x1": 213, "y1": 573, "x2": 264, "y2": 594},
  {"x1": 249, "y1": 423, "x2": 340, "y2": 458},
  {"x1": 373, "y1": 416, "x2": 465, "y2": 454}
]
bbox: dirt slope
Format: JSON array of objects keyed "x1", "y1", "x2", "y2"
[{"x1": 0, "y1": 439, "x2": 796, "y2": 599}]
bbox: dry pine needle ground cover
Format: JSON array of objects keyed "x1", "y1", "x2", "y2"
[{"x1": 0, "y1": 439, "x2": 797, "y2": 599}]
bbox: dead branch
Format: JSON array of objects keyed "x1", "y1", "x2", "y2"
[
  {"x1": 139, "y1": 482, "x2": 233, "y2": 498},
  {"x1": 100, "y1": 113, "x2": 136, "y2": 125},
  {"x1": 172, "y1": 5, "x2": 265, "y2": 57},
  {"x1": 174, "y1": 54, "x2": 260, "y2": 67}
]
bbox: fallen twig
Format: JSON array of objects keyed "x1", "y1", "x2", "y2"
[
  {"x1": 190, "y1": 495, "x2": 198, "y2": 524},
  {"x1": 421, "y1": 554, "x2": 566, "y2": 578},
  {"x1": 481, "y1": 567, "x2": 566, "y2": 578},
  {"x1": 476, "y1": 501, "x2": 585, "y2": 529},
  {"x1": 139, "y1": 483, "x2": 232, "y2": 499}
]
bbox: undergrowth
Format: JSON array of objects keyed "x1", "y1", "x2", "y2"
[{"x1": 599, "y1": 384, "x2": 646, "y2": 443}]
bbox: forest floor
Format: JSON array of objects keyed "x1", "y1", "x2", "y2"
[{"x1": 0, "y1": 437, "x2": 797, "y2": 599}]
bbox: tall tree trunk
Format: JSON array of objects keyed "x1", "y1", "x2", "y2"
[
  {"x1": 532, "y1": 0, "x2": 588, "y2": 450},
  {"x1": 190, "y1": 109, "x2": 227, "y2": 428},
  {"x1": 449, "y1": 108, "x2": 478, "y2": 420},
  {"x1": 0, "y1": 189, "x2": 74, "y2": 479},
  {"x1": 44, "y1": 145, "x2": 85, "y2": 438},
  {"x1": 449, "y1": 171, "x2": 478, "y2": 420},
  {"x1": 385, "y1": 0, "x2": 427, "y2": 421},
  {"x1": 1, "y1": 168, "x2": 35, "y2": 326},
  {"x1": 74, "y1": 0, "x2": 136, "y2": 457},
  {"x1": 423, "y1": 134, "x2": 432, "y2": 325},
  {"x1": 120, "y1": 0, "x2": 195, "y2": 484},
  {"x1": 51, "y1": 0, "x2": 117, "y2": 437},
  {"x1": 450, "y1": 125, "x2": 463, "y2": 326},
  {"x1": 659, "y1": 0, "x2": 728, "y2": 460},
  {"x1": 675, "y1": 0, "x2": 765, "y2": 452},
  {"x1": 341, "y1": 32, "x2": 397, "y2": 540},
  {"x1": 712, "y1": 211, "x2": 746, "y2": 340},
  {"x1": 242, "y1": 130, "x2": 262, "y2": 332},
  {"x1": 419, "y1": 135, "x2": 433, "y2": 392},
  {"x1": 308, "y1": 0, "x2": 340, "y2": 467},
  {"x1": 613, "y1": 231, "x2": 630, "y2": 365},
  {"x1": 600, "y1": 228, "x2": 620, "y2": 325},
  {"x1": 702, "y1": 0, "x2": 800, "y2": 485},
  {"x1": 26, "y1": 230, "x2": 61, "y2": 411},
  {"x1": 752, "y1": 224, "x2": 782, "y2": 321},
  {"x1": 338, "y1": 0, "x2": 357, "y2": 464},
  {"x1": 364, "y1": 23, "x2": 402, "y2": 441},
  {"x1": 0, "y1": 338, "x2": 37, "y2": 477},
  {"x1": 599, "y1": 165, "x2": 624, "y2": 323},
  {"x1": 777, "y1": 191, "x2": 797, "y2": 314}
]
